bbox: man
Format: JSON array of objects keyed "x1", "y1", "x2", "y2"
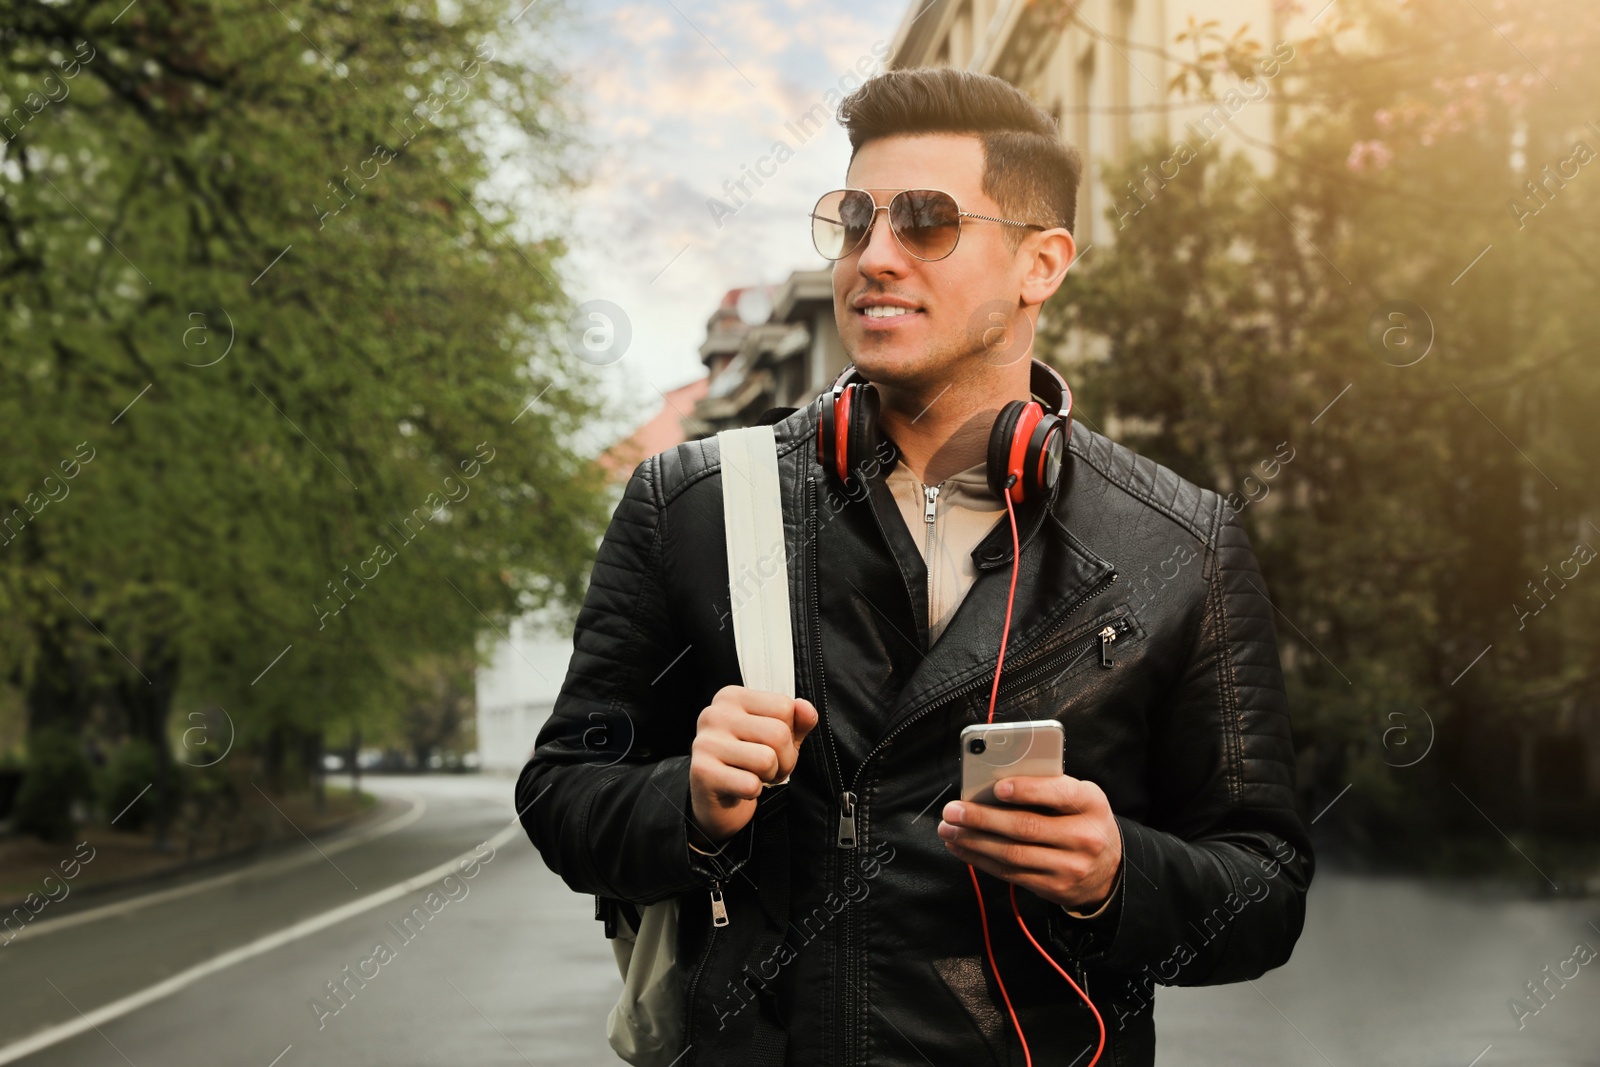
[{"x1": 517, "y1": 67, "x2": 1313, "y2": 1067}]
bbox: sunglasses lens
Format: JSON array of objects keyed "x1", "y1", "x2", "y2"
[
  {"x1": 892, "y1": 190, "x2": 960, "y2": 260},
  {"x1": 812, "y1": 190, "x2": 874, "y2": 260}
]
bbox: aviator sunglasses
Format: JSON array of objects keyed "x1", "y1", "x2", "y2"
[{"x1": 809, "y1": 187, "x2": 1049, "y2": 262}]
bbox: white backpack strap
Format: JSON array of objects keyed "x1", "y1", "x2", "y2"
[{"x1": 718, "y1": 425, "x2": 795, "y2": 706}]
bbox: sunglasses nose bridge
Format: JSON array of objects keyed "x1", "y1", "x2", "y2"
[{"x1": 850, "y1": 192, "x2": 920, "y2": 262}]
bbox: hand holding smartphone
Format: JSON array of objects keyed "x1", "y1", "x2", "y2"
[{"x1": 959, "y1": 719, "x2": 1065, "y2": 806}]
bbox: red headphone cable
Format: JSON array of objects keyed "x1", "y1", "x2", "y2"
[{"x1": 964, "y1": 472, "x2": 1106, "y2": 1067}]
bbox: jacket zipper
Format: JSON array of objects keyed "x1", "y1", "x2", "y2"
[
  {"x1": 837, "y1": 789, "x2": 857, "y2": 847},
  {"x1": 806, "y1": 474, "x2": 845, "y2": 803},
  {"x1": 923, "y1": 482, "x2": 940, "y2": 635},
  {"x1": 1099, "y1": 622, "x2": 1121, "y2": 667},
  {"x1": 834, "y1": 568, "x2": 1118, "y2": 1067},
  {"x1": 835, "y1": 473, "x2": 939, "y2": 1067},
  {"x1": 683, "y1": 877, "x2": 723, "y2": 1060},
  {"x1": 810, "y1": 473, "x2": 859, "y2": 1067},
  {"x1": 989, "y1": 614, "x2": 1133, "y2": 701},
  {"x1": 709, "y1": 878, "x2": 729, "y2": 926}
]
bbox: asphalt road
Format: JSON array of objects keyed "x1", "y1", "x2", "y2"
[
  {"x1": 5, "y1": 773, "x2": 1596, "y2": 1066},
  {"x1": 2, "y1": 773, "x2": 621, "y2": 1067},
  {"x1": 1156, "y1": 873, "x2": 1600, "y2": 1067}
]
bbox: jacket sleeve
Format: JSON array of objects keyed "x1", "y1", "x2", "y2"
[
  {"x1": 1047, "y1": 499, "x2": 1315, "y2": 984},
  {"x1": 514, "y1": 455, "x2": 756, "y2": 904}
]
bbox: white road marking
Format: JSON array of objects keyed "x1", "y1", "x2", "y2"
[
  {"x1": 8, "y1": 794, "x2": 427, "y2": 943},
  {"x1": 0, "y1": 816, "x2": 523, "y2": 1065}
]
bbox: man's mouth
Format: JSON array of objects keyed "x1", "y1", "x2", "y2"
[{"x1": 860, "y1": 305, "x2": 921, "y2": 319}]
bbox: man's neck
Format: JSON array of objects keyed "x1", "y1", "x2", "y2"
[{"x1": 874, "y1": 371, "x2": 1033, "y2": 486}]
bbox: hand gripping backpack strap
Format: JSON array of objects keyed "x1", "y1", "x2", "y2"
[
  {"x1": 606, "y1": 427, "x2": 796, "y2": 1067},
  {"x1": 717, "y1": 425, "x2": 795, "y2": 1066},
  {"x1": 604, "y1": 425, "x2": 793, "y2": 1067}
]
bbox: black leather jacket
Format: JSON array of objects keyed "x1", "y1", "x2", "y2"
[{"x1": 516, "y1": 400, "x2": 1314, "y2": 1067}]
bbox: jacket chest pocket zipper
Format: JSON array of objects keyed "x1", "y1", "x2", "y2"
[
  {"x1": 1098, "y1": 621, "x2": 1122, "y2": 666},
  {"x1": 1095, "y1": 615, "x2": 1132, "y2": 667},
  {"x1": 996, "y1": 613, "x2": 1134, "y2": 700}
]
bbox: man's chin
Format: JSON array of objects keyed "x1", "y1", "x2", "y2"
[
  {"x1": 846, "y1": 344, "x2": 920, "y2": 375},
  {"x1": 843, "y1": 353, "x2": 903, "y2": 384}
]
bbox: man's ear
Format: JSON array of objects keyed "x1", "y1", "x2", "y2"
[{"x1": 1018, "y1": 228, "x2": 1077, "y2": 308}]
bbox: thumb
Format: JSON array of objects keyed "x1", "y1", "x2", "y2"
[{"x1": 792, "y1": 697, "x2": 819, "y2": 744}]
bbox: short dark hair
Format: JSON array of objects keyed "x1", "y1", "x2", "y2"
[{"x1": 836, "y1": 67, "x2": 1082, "y2": 252}]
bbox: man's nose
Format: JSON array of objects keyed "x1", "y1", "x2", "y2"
[{"x1": 856, "y1": 203, "x2": 912, "y2": 277}]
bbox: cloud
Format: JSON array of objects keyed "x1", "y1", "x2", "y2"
[
  {"x1": 614, "y1": 6, "x2": 675, "y2": 47},
  {"x1": 606, "y1": 114, "x2": 653, "y2": 138},
  {"x1": 553, "y1": 0, "x2": 900, "y2": 399}
]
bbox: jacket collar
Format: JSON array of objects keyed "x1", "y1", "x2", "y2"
[{"x1": 838, "y1": 414, "x2": 1116, "y2": 741}]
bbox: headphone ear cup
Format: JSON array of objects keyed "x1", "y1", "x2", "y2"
[
  {"x1": 987, "y1": 400, "x2": 1027, "y2": 499},
  {"x1": 817, "y1": 393, "x2": 837, "y2": 475},
  {"x1": 1023, "y1": 414, "x2": 1065, "y2": 497},
  {"x1": 844, "y1": 383, "x2": 879, "y2": 488}
]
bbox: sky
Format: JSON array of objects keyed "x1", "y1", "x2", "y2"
[{"x1": 533, "y1": 0, "x2": 908, "y2": 450}]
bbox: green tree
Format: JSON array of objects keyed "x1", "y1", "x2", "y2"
[
  {"x1": 1041, "y1": 0, "x2": 1600, "y2": 863},
  {"x1": 0, "y1": 0, "x2": 611, "y2": 833}
]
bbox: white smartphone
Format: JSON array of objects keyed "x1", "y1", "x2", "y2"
[{"x1": 959, "y1": 719, "x2": 1065, "y2": 804}]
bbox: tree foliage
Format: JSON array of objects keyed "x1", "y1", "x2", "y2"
[
  {"x1": 0, "y1": 0, "x2": 610, "y2": 828},
  {"x1": 1041, "y1": 0, "x2": 1600, "y2": 857}
]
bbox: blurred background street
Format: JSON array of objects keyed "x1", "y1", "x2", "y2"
[{"x1": 3, "y1": 0, "x2": 1599, "y2": 1062}]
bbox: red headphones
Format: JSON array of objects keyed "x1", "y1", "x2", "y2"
[{"x1": 816, "y1": 359, "x2": 1073, "y2": 503}]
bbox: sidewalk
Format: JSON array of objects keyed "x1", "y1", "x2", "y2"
[{"x1": 0, "y1": 783, "x2": 388, "y2": 915}]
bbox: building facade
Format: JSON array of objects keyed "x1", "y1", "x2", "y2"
[
  {"x1": 687, "y1": 272, "x2": 849, "y2": 439},
  {"x1": 887, "y1": 0, "x2": 1307, "y2": 252}
]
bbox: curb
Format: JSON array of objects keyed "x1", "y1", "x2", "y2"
[{"x1": 0, "y1": 789, "x2": 401, "y2": 916}]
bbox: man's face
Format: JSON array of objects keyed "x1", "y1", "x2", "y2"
[{"x1": 831, "y1": 133, "x2": 1032, "y2": 392}]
